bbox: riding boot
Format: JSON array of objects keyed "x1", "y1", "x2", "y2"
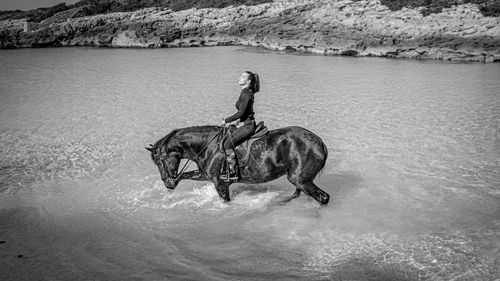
[{"x1": 221, "y1": 149, "x2": 238, "y2": 181}]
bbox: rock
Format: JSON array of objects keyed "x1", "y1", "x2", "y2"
[
  {"x1": 97, "y1": 33, "x2": 114, "y2": 46},
  {"x1": 0, "y1": 0, "x2": 498, "y2": 62},
  {"x1": 341, "y1": 49, "x2": 359, "y2": 56}
]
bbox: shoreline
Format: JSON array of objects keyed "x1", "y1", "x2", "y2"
[
  {"x1": 2, "y1": 44, "x2": 494, "y2": 65},
  {"x1": 1, "y1": 0, "x2": 499, "y2": 62}
]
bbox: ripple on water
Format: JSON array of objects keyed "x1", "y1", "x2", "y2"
[
  {"x1": 300, "y1": 230, "x2": 499, "y2": 281},
  {"x1": 1, "y1": 47, "x2": 499, "y2": 281},
  {"x1": 0, "y1": 132, "x2": 123, "y2": 194}
]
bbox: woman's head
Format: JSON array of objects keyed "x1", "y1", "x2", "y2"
[{"x1": 239, "y1": 71, "x2": 260, "y2": 93}]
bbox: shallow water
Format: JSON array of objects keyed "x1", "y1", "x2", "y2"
[{"x1": 0, "y1": 47, "x2": 499, "y2": 280}]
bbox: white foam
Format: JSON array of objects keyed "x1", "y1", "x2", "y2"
[
  {"x1": 167, "y1": 183, "x2": 224, "y2": 209},
  {"x1": 232, "y1": 190, "x2": 280, "y2": 209},
  {"x1": 128, "y1": 180, "x2": 281, "y2": 212}
]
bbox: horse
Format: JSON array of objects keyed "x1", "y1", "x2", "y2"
[{"x1": 146, "y1": 125, "x2": 330, "y2": 205}]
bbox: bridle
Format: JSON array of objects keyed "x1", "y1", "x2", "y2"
[
  {"x1": 158, "y1": 157, "x2": 177, "y2": 182},
  {"x1": 157, "y1": 127, "x2": 224, "y2": 185}
]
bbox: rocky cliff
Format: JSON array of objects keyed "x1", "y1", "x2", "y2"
[{"x1": 1, "y1": 0, "x2": 499, "y2": 62}]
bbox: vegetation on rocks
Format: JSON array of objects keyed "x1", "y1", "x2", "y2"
[
  {"x1": 380, "y1": 0, "x2": 500, "y2": 17},
  {"x1": 0, "y1": 3, "x2": 69, "y2": 22},
  {"x1": 1, "y1": 0, "x2": 499, "y2": 22},
  {"x1": 0, "y1": 0, "x2": 273, "y2": 22}
]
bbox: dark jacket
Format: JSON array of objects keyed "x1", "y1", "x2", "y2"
[{"x1": 224, "y1": 87, "x2": 255, "y2": 124}]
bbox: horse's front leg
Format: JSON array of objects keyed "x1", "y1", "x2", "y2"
[{"x1": 213, "y1": 179, "x2": 231, "y2": 202}]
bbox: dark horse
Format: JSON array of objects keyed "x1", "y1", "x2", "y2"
[{"x1": 146, "y1": 125, "x2": 330, "y2": 204}]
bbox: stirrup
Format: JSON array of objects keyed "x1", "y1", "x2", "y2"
[
  {"x1": 220, "y1": 168, "x2": 238, "y2": 182},
  {"x1": 220, "y1": 173, "x2": 238, "y2": 182}
]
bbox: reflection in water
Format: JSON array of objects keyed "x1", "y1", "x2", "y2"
[{"x1": 0, "y1": 47, "x2": 499, "y2": 280}]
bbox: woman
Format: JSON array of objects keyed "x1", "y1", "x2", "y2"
[{"x1": 221, "y1": 71, "x2": 260, "y2": 180}]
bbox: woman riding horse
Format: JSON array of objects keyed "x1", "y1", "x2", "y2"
[
  {"x1": 221, "y1": 71, "x2": 260, "y2": 181},
  {"x1": 146, "y1": 71, "x2": 330, "y2": 205}
]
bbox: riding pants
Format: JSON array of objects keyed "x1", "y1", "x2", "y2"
[{"x1": 223, "y1": 120, "x2": 256, "y2": 150}]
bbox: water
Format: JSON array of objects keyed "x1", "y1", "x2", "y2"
[{"x1": 0, "y1": 47, "x2": 499, "y2": 280}]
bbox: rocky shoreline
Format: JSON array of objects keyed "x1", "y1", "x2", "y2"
[{"x1": 1, "y1": 0, "x2": 499, "y2": 62}]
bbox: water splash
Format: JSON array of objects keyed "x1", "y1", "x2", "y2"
[
  {"x1": 164, "y1": 183, "x2": 225, "y2": 209},
  {"x1": 128, "y1": 181, "x2": 281, "y2": 212}
]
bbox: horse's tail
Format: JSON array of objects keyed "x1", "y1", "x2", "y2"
[{"x1": 318, "y1": 140, "x2": 328, "y2": 176}]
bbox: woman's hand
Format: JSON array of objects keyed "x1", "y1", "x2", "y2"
[
  {"x1": 221, "y1": 119, "x2": 239, "y2": 128},
  {"x1": 221, "y1": 119, "x2": 232, "y2": 127}
]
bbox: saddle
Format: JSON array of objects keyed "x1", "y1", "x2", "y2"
[{"x1": 219, "y1": 121, "x2": 269, "y2": 167}]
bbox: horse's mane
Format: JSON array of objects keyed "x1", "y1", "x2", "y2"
[
  {"x1": 180, "y1": 125, "x2": 220, "y2": 136},
  {"x1": 152, "y1": 130, "x2": 177, "y2": 151},
  {"x1": 151, "y1": 125, "x2": 220, "y2": 155}
]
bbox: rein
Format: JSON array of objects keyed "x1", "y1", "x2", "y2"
[{"x1": 169, "y1": 127, "x2": 223, "y2": 183}]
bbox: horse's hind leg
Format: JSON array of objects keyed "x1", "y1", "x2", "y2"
[
  {"x1": 302, "y1": 181, "x2": 330, "y2": 205},
  {"x1": 286, "y1": 169, "x2": 329, "y2": 205}
]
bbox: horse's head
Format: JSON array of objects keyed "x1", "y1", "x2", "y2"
[{"x1": 146, "y1": 143, "x2": 181, "y2": 189}]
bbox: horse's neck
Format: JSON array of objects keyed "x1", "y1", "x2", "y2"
[{"x1": 178, "y1": 127, "x2": 220, "y2": 161}]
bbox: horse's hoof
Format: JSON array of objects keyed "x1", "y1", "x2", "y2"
[
  {"x1": 321, "y1": 194, "x2": 330, "y2": 205},
  {"x1": 272, "y1": 197, "x2": 293, "y2": 206}
]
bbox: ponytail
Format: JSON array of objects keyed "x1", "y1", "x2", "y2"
[
  {"x1": 253, "y1": 73, "x2": 260, "y2": 93},
  {"x1": 246, "y1": 71, "x2": 260, "y2": 93}
]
